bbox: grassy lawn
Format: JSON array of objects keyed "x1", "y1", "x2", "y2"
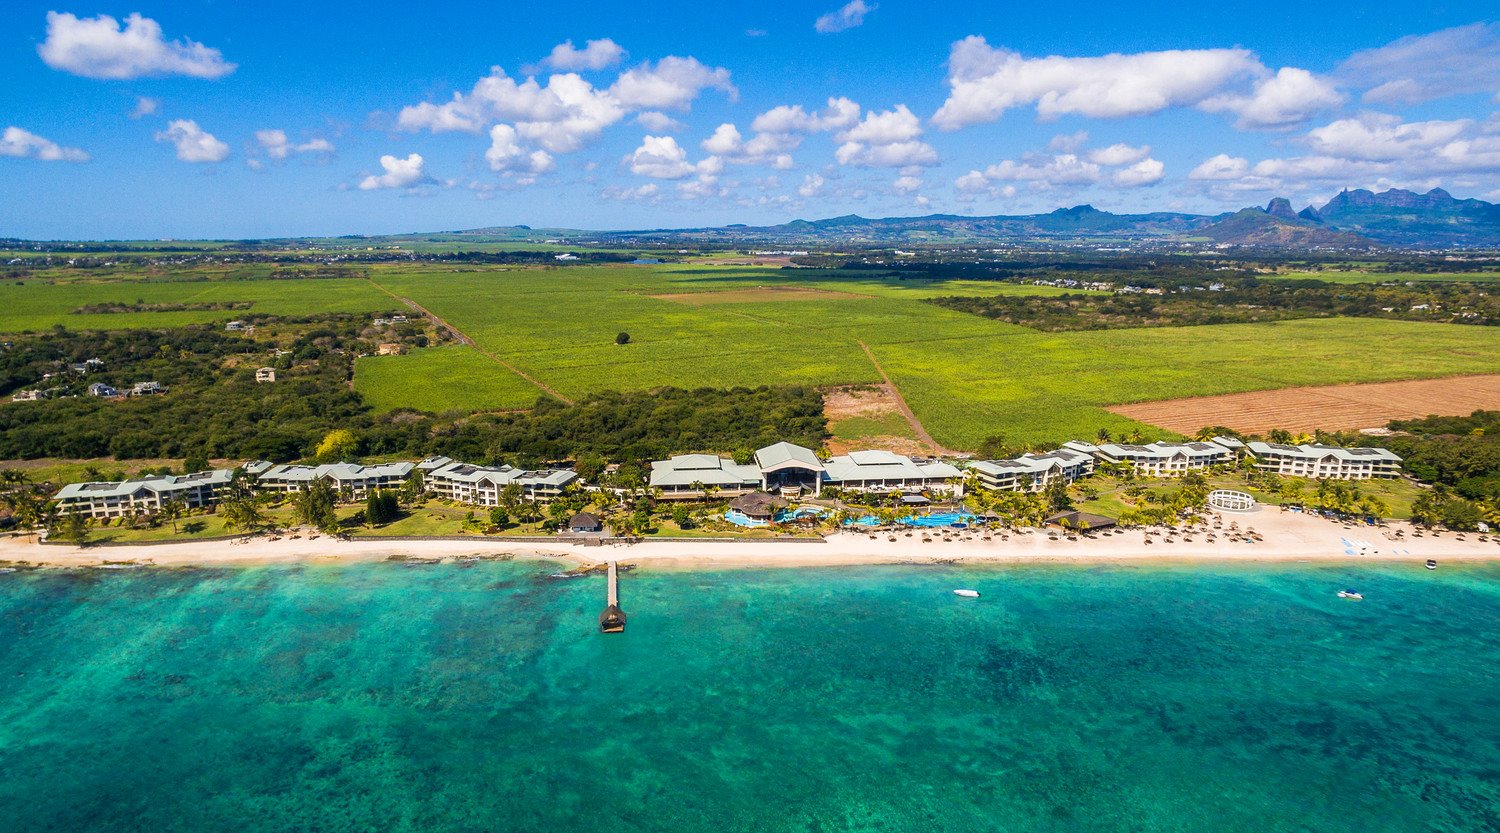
[
  {"x1": 354, "y1": 345, "x2": 545, "y2": 413},
  {"x1": 830, "y1": 412, "x2": 918, "y2": 442},
  {"x1": 1071, "y1": 471, "x2": 1426, "y2": 521},
  {"x1": 10, "y1": 261, "x2": 1499, "y2": 454},
  {"x1": 0, "y1": 278, "x2": 396, "y2": 333}
]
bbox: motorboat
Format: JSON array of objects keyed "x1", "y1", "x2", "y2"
[
  {"x1": 953, "y1": 589, "x2": 981, "y2": 598},
  {"x1": 1337, "y1": 590, "x2": 1363, "y2": 600},
  {"x1": 1425, "y1": 560, "x2": 1437, "y2": 570}
]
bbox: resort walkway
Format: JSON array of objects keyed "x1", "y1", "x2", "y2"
[
  {"x1": 364, "y1": 278, "x2": 575, "y2": 405},
  {"x1": 858, "y1": 341, "x2": 959, "y2": 457}
]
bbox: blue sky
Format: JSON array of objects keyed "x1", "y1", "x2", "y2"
[{"x1": 2, "y1": 2, "x2": 1498, "y2": 238}]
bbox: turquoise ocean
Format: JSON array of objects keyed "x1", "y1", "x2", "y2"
[{"x1": 1, "y1": 559, "x2": 1497, "y2": 832}]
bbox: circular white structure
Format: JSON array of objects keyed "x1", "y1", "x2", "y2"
[{"x1": 1208, "y1": 489, "x2": 1256, "y2": 512}]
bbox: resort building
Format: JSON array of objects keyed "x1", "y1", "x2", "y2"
[
  {"x1": 1244, "y1": 442, "x2": 1402, "y2": 479},
  {"x1": 1063, "y1": 440, "x2": 1233, "y2": 476},
  {"x1": 649, "y1": 442, "x2": 960, "y2": 499},
  {"x1": 424, "y1": 460, "x2": 578, "y2": 505},
  {"x1": 252, "y1": 461, "x2": 415, "y2": 499},
  {"x1": 966, "y1": 448, "x2": 1095, "y2": 492},
  {"x1": 649, "y1": 454, "x2": 762, "y2": 499},
  {"x1": 754, "y1": 441, "x2": 825, "y2": 496},
  {"x1": 54, "y1": 469, "x2": 235, "y2": 519},
  {"x1": 822, "y1": 450, "x2": 964, "y2": 496}
]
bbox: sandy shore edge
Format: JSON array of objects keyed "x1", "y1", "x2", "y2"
[{"x1": 3, "y1": 511, "x2": 1497, "y2": 572}]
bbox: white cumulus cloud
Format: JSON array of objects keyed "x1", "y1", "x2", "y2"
[
  {"x1": 751, "y1": 97, "x2": 861, "y2": 134},
  {"x1": 834, "y1": 105, "x2": 938, "y2": 168},
  {"x1": 701, "y1": 123, "x2": 795, "y2": 168},
  {"x1": 1199, "y1": 67, "x2": 1344, "y2": 130},
  {"x1": 1111, "y1": 158, "x2": 1165, "y2": 187},
  {"x1": 1086, "y1": 143, "x2": 1150, "y2": 166},
  {"x1": 815, "y1": 0, "x2": 875, "y2": 34},
  {"x1": 932, "y1": 36, "x2": 1261, "y2": 128},
  {"x1": 154, "y1": 119, "x2": 229, "y2": 163},
  {"x1": 609, "y1": 56, "x2": 736, "y2": 110},
  {"x1": 538, "y1": 38, "x2": 626, "y2": 71},
  {"x1": 1188, "y1": 154, "x2": 1250, "y2": 180},
  {"x1": 256, "y1": 129, "x2": 334, "y2": 160},
  {"x1": 486, "y1": 124, "x2": 555, "y2": 175},
  {"x1": 0, "y1": 126, "x2": 89, "y2": 162},
  {"x1": 37, "y1": 11, "x2": 234, "y2": 79},
  {"x1": 359, "y1": 153, "x2": 427, "y2": 190},
  {"x1": 626, "y1": 135, "x2": 721, "y2": 181}
]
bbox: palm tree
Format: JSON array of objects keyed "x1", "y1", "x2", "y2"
[
  {"x1": 1095, "y1": 428, "x2": 1112, "y2": 443},
  {"x1": 159, "y1": 498, "x2": 186, "y2": 533}
]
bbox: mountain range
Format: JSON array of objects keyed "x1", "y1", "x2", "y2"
[{"x1": 570, "y1": 187, "x2": 1500, "y2": 249}]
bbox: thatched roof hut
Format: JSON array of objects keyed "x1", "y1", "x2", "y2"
[{"x1": 728, "y1": 491, "x2": 788, "y2": 521}]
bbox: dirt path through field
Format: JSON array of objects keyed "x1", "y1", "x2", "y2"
[
  {"x1": 364, "y1": 279, "x2": 574, "y2": 405},
  {"x1": 857, "y1": 341, "x2": 958, "y2": 456},
  {"x1": 1109, "y1": 373, "x2": 1500, "y2": 435}
]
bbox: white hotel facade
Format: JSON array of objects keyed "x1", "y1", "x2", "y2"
[{"x1": 1244, "y1": 442, "x2": 1402, "y2": 479}]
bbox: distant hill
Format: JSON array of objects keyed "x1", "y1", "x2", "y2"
[{"x1": 588, "y1": 188, "x2": 1500, "y2": 249}]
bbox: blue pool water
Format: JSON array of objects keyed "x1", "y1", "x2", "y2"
[
  {"x1": 724, "y1": 507, "x2": 833, "y2": 527},
  {"x1": 845, "y1": 512, "x2": 977, "y2": 528}
]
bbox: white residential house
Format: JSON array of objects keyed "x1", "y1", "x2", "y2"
[
  {"x1": 1245, "y1": 442, "x2": 1402, "y2": 479},
  {"x1": 87, "y1": 382, "x2": 119, "y2": 397},
  {"x1": 129, "y1": 381, "x2": 164, "y2": 396},
  {"x1": 54, "y1": 469, "x2": 236, "y2": 519},
  {"x1": 225, "y1": 320, "x2": 246, "y2": 331},
  {"x1": 252, "y1": 461, "x2": 416, "y2": 500},
  {"x1": 425, "y1": 461, "x2": 578, "y2": 505},
  {"x1": 255, "y1": 367, "x2": 277, "y2": 383},
  {"x1": 1064, "y1": 439, "x2": 1234, "y2": 476},
  {"x1": 967, "y1": 448, "x2": 1095, "y2": 492},
  {"x1": 11, "y1": 389, "x2": 42, "y2": 402}
]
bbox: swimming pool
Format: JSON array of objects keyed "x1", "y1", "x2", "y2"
[
  {"x1": 724, "y1": 506, "x2": 834, "y2": 528},
  {"x1": 904, "y1": 512, "x2": 976, "y2": 528},
  {"x1": 724, "y1": 510, "x2": 767, "y2": 528},
  {"x1": 842, "y1": 512, "x2": 977, "y2": 528}
]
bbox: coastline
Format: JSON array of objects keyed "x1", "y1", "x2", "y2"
[{"x1": 3, "y1": 510, "x2": 1496, "y2": 571}]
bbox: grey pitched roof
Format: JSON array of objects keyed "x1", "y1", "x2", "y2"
[{"x1": 754, "y1": 442, "x2": 824, "y2": 473}]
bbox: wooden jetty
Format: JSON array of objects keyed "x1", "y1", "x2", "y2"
[{"x1": 599, "y1": 561, "x2": 626, "y2": 633}]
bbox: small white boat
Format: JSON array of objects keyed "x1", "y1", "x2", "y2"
[
  {"x1": 953, "y1": 589, "x2": 981, "y2": 598},
  {"x1": 1425, "y1": 560, "x2": 1437, "y2": 570},
  {"x1": 1337, "y1": 590, "x2": 1363, "y2": 600}
]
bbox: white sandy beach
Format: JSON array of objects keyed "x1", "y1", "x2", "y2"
[{"x1": 2, "y1": 508, "x2": 1497, "y2": 571}]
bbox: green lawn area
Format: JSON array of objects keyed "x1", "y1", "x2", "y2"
[
  {"x1": 10, "y1": 261, "x2": 1500, "y2": 454},
  {"x1": 0, "y1": 277, "x2": 396, "y2": 333},
  {"x1": 368, "y1": 264, "x2": 1500, "y2": 449},
  {"x1": 354, "y1": 346, "x2": 545, "y2": 413},
  {"x1": 830, "y1": 412, "x2": 918, "y2": 442},
  {"x1": 1071, "y1": 471, "x2": 1427, "y2": 521}
]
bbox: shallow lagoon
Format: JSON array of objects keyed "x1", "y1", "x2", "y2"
[{"x1": 1, "y1": 560, "x2": 1497, "y2": 832}]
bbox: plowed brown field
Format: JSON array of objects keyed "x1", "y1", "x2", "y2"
[{"x1": 1108, "y1": 374, "x2": 1500, "y2": 435}]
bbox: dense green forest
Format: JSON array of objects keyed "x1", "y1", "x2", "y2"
[
  {"x1": 928, "y1": 280, "x2": 1497, "y2": 331},
  {"x1": 0, "y1": 317, "x2": 829, "y2": 466}
]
